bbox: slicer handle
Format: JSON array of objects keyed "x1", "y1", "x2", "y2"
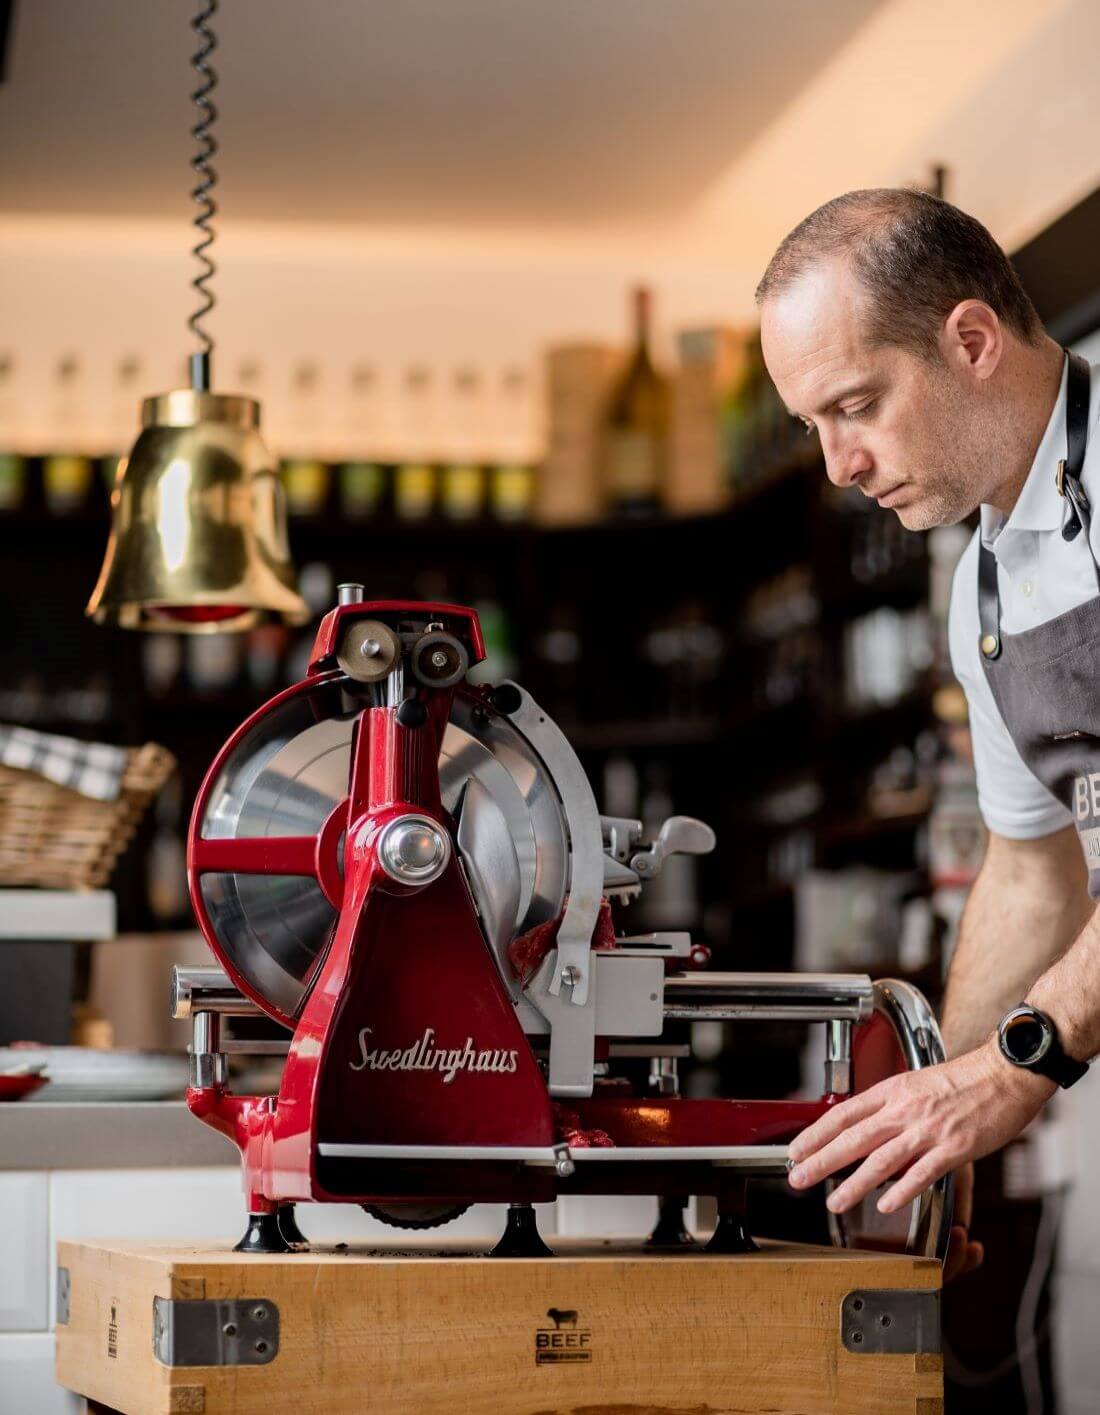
[{"x1": 631, "y1": 815, "x2": 716, "y2": 877}]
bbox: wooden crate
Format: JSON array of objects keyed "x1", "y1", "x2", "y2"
[{"x1": 57, "y1": 1237, "x2": 942, "y2": 1415}]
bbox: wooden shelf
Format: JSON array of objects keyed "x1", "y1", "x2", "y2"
[
  {"x1": 815, "y1": 806, "x2": 931, "y2": 851},
  {"x1": 561, "y1": 716, "x2": 723, "y2": 751}
]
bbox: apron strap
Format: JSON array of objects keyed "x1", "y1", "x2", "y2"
[
  {"x1": 979, "y1": 351, "x2": 1095, "y2": 663},
  {"x1": 1059, "y1": 351, "x2": 1093, "y2": 544},
  {"x1": 978, "y1": 536, "x2": 1002, "y2": 659}
]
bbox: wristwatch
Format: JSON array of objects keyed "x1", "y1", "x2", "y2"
[{"x1": 996, "y1": 1004, "x2": 1089, "y2": 1089}]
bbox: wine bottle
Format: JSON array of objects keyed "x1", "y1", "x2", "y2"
[
  {"x1": 601, "y1": 286, "x2": 669, "y2": 516},
  {"x1": 100, "y1": 354, "x2": 143, "y2": 493},
  {"x1": 147, "y1": 778, "x2": 189, "y2": 923},
  {"x1": 281, "y1": 361, "x2": 331, "y2": 516},
  {"x1": 440, "y1": 367, "x2": 486, "y2": 521},
  {"x1": 43, "y1": 354, "x2": 93, "y2": 513},
  {"x1": 721, "y1": 337, "x2": 763, "y2": 496},
  {"x1": 466, "y1": 596, "x2": 516, "y2": 686},
  {"x1": 394, "y1": 366, "x2": 438, "y2": 521},
  {"x1": 339, "y1": 363, "x2": 388, "y2": 519},
  {"x1": 490, "y1": 367, "x2": 536, "y2": 522},
  {"x1": 0, "y1": 353, "x2": 26, "y2": 511}
]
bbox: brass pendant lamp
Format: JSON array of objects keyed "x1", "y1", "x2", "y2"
[{"x1": 86, "y1": 0, "x2": 307, "y2": 634}]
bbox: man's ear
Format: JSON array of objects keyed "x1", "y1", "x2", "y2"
[{"x1": 939, "y1": 301, "x2": 1002, "y2": 384}]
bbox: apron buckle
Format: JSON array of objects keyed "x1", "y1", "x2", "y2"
[{"x1": 1057, "y1": 460, "x2": 1088, "y2": 542}]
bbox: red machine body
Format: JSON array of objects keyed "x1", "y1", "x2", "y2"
[{"x1": 180, "y1": 597, "x2": 947, "y2": 1257}]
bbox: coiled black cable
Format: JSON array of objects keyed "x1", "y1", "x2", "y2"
[{"x1": 188, "y1": 0, "x2": 218, "y2": 391}]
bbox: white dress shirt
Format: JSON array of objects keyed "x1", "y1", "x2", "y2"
[{"x1": 949, "y1": 359, "x2": 1100, "y2": 837}]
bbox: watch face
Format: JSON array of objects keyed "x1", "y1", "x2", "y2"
[{"x1": 1001, "y1": 1008, "x2": 1053, "y2": 1066}]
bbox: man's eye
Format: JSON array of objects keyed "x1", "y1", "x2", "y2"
[{"x1": 844, "y1": 400, "x2": 876, "y2": 421}]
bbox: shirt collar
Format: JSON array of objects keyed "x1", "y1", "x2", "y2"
[{"x1": 980, "y1": 357, "x2": 1068, "y2": 547}]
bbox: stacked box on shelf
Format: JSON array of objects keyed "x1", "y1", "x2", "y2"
[{"x1": 537, "y1": 343, "x2": 620, "y2": 526}]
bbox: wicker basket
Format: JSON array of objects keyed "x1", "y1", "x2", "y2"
[{"x1": 0, "y1": 742, "x2": 177, "y2": 889}]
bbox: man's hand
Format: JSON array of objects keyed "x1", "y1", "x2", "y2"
[
  {"x1": 787, "y1": 1041, "x2": 1054, "y2": 1217},
  {"x1": 943, "y1": 1161, "x2": 983, "y2": 1283}
]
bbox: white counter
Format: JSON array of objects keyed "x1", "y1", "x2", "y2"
[{"x1": 0, "y1": 1100, "x2": 236, "y2": 1171}]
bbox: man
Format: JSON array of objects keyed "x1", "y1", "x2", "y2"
[{"x1": 757, "y1": 188, "x2": 1100, "y2": 1283}]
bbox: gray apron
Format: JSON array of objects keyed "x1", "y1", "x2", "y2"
[{"x1": 978, "y1": 351, "x2": 1100, "y2": 894}]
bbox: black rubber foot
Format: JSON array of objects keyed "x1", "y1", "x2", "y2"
[
  {"x1": 490, "y1": 1204, "x2": 554, "y2": 1258},
  {"x1": 705, "y1": 1211, "x2": 757, "y2": 1254},
  {"x1": 235, "y1": 1211, "x2": 294, "y2": 1255},
  {"x1": 645, "y1": 1197, "x2": 697, "y2": 1248},
  {"x1": 277, "y1": 1204, "x2": 309, "y2": 1248}
]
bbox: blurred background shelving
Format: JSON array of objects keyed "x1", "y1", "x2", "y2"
[{"x1": 0, "y1": 311, "x2": 956, "y2": 1118}]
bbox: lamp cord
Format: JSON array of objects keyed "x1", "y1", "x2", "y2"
[{"x1": 188, "y1": 0, "x2": 218, "y2": 392}]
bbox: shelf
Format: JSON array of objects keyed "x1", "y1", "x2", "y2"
[
  {"x1": 288, "y1": 513, "x2": 537, "y2": 545},
  {"x1": 0, "y1": 508, "x2": 110, "y2": 538},
  {"x1": 724, "y1": 695, "x2": 810, "y2": 736},
  {"x1": 561, "y1": 696, "x2": 812, "y2": 752},
  {"x1": 819, "y1": 687, "x2": 934, "y2": 739},
  {"x1": 144, "y1": 690, "x2": 270, "y2": 719},
  {"x1": 817, "y1": 561, "x2": 929, "y2": 622},
  {"x1": 727, "y1": 455, "x2": 815, "y2": 509},
  {"x1": 561, "y1": 716, "x2": 723, "y2": 751},
  {"x1": 0, "y1": 889, "x2": 116, "y2": 940},
  {"x1": 815, "y1": 806, "x2": 931, "y2": 851},
  {"x1": 729, "y1": 881, "x2": 796, "y2": 911}
]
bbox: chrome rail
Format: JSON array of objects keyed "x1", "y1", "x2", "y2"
[
  {"x1": 662, "y1": 971, "x2": 874, "y2": 1023},
  {"x1": 826, "y1": 977, "x2": 953, "y2": 1263},
  {"x1": 172, "y1": 965, "x2": 262, "y2": 1019}
]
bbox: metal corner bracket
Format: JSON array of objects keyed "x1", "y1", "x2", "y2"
[
  {"x1": 152, "y1": 1296, "x2": 280, "y2": 1367},
  {"x1": 841, "y1": 1288, "x2": 941, "y2": 1355}
]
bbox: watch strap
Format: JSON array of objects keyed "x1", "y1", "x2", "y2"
[{"x1": 1037, "y1": 1042, "x2": 1089, "y2": 1089}]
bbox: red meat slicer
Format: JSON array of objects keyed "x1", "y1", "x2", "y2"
[{"x1": 173, "y1": 591, "x2": 952, "y2": 1258}]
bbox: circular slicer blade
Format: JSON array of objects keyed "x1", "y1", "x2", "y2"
[{"x1": 193, "y1": 682, "x2": 570, "y2": 1021}]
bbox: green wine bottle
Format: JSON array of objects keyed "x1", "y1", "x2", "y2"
[{"x1": 601, "y1": 286, "x2": 669, "y2": 517}]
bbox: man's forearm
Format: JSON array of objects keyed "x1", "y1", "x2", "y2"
[
  {"x1": 941, "y1": 826, "x2": 1092, "y2": 1057},
  {"x1": 787, "y1": 836, "x2": 1090, "y2": 1227},
  {"x1": 1027, "y1": 902, "x2": 1100, "y2": 1060}
]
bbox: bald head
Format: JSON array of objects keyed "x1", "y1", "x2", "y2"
[
  {"x1": 756, "y1": 189, "x2": 1042, "y2": 359},
  {"x1": 758, "y1": 193, "x2": 1063, "y2": 532}
]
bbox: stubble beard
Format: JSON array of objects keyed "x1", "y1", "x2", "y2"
[
  {"x1": 893, "y1": 470, "x2": 977, "y2": 531},
  {"x1": 895, "y1": 372, "x2": 989, "y2": 532}
]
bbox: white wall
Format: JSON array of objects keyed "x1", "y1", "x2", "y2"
[{"x1": 0, "y1": 0, "x2": 1095, "y2": 460}]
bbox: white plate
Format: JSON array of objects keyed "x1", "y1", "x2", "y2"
[{"x1": 0, "y1": 1047, "x2": 189, "y2": 1103}]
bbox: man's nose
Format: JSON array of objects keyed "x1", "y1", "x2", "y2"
[{"x1": 821, "y1": 432, "x2": 873, "y2": 489}]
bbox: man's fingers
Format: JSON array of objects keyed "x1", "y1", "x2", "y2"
[
  {"x1": 945, "y1": 1232, "x2": 984, "y2": 1284},
  {"x1": 943, "y1": 1226, "x2": 968, "y2": 1285},
  {"x1": 878, "y1": 1149, "x2": 952, "y2": 1214},
  {"x1": 824, "y1": 1133, "x2": 919, "y2": 1213},
  {"x1": 789, "y1": 1111, "x2": 900, "y2": 1190},
  {"x1": 954, "y1": 1161, "x2": 974, "y2": 1229},
  {"x1": 788, "y1": 1089, "x2": 886, "y2": 1165}
]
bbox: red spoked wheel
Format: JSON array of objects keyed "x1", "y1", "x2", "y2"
[{"x1": 187, "y1": 673, "x2": 357, "y2": 1027}]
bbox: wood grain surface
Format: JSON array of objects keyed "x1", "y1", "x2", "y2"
[{"x1": 58, "y1": 1237, "x2": 943, "y2": 1415}]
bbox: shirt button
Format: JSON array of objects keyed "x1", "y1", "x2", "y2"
[{"x1": 1022, "y1": 580, "x2": 1034, "y2": 597}]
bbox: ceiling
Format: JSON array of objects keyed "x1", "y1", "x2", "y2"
[{"x1": 0, "y1": 0, "x2": 885, "y2": 228}]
